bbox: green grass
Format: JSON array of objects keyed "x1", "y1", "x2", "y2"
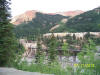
[
  {"x1": 15, "y1": 59, "x2": 100, "y2": 75},
  {"x1": 16, "y1": 61, "x2": 67, "y2": 75}
]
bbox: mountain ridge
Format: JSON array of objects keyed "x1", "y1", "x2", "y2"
[
  {"x1": 11, "y1": 10, "x2": 84, "y2": 25},
  {"x1": 53, "y1": 7, "x2": 100, "y2": 32}
]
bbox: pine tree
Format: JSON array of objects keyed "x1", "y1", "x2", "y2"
[
  {"x1": 73, "y1": 34, "x2": 76, "y2": 40},
  {"x1": 35, "y1": 37, "x2": 43, "y2": 63},
  {"x1": 84, "y1": 32, "x2": 91, "y2": 39},
  {"x1": 62, "y1": 42, "x2": 69, "y2": 56},
  {"x1": 48, "y1": 33, "x2": 57, "y2": 63},
  {"x1": 0, "y1": 0, "x2": 17, "y2": 66}
]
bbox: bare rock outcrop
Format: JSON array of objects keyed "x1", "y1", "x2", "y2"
[{"x1": 11, "y1": 10, "x2": 37, "y2": 25}]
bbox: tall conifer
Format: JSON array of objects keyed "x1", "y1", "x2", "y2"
[{"x1": 0, "y1": 0, "x2": 17, "y2": 66}]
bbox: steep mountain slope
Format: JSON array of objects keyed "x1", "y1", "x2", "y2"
[
  {"x1": 53, "y1": 7, "x2": 100, "y2": 32},
  {"x1": 14, "y1": 12, "x2": 68, "y2": 40},
  {"x1": 11, "y1": 10, "x2": 37, "y2": 25},
  {"x1": 11, "y1": 10, "x2": 83, "y2": 25}
]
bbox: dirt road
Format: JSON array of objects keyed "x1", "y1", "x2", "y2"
[{"x1": 0, "y1": 67, "x2": 53, "y2": 75}]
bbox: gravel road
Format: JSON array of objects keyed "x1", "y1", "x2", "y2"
[{"x1": 0, "y1": 67, "x2": 54, "y2": 75}]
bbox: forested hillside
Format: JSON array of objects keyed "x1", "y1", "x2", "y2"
[
  {"x1": 53, "y1": 7, "x2": 100, "y2": 32},
  {"x1": 14, "y1": 12, "x2": 69, "y2": 40},
  {"x1": 14, "y1": 7, "x2": 100, "y2": 40}
]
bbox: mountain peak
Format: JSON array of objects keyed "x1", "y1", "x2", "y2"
[{"x1": 11, "y1": 10, "x2": 37, "y2": 25}]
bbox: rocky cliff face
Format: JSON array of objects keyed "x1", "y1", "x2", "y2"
[{"x1": 11, "y1": 10, "x2": 84, "y2": 25}]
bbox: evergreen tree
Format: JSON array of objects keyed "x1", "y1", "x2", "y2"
[
  {"x1": 48, "y1": 33, "x2": 57, "y2": 63},
  {"x1": 0, "y1": 0, "x2": 17, "y2": 66},
  {"x1": 62, "y1": 42, "x2": 69, "y2": 56},
  {"x1": 35, "y1": 37, "x2": 43, "y2": 63},
  {"x1": 73, "y1": 34, "x2": 76, "y2": 40},
  {"x1": 84, "y1": 32, "x2": 91, "y2": 39}
]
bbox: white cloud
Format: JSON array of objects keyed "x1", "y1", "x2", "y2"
[{"x1": 11, "y1": 0, "x2": 100, "y2": 16}]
